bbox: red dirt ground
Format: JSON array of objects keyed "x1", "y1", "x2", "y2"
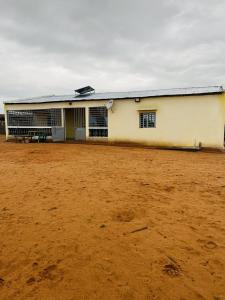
[{"x1": 0, "y1": 136, "x2": 225, "y2": 300}]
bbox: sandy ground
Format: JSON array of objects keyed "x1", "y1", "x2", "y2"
[{"x1": 0, "y1": 136, "x2": 225, "y2": 300}]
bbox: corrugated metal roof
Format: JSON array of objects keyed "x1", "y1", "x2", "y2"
[{"x1": 4, "y1": 86, "x2": 223, "y2": 105}]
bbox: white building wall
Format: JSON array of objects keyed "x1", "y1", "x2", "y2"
[{"x1": 108, "y1": 95, "x2": 224, "y2": 148}]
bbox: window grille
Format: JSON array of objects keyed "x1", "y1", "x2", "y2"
[
  {"x1": 89, "y1": 129, "x2": 108, "y2": 137},
  {"x1": 139, "y1": 111, "x2": 156, "y2": 128},
  {"x1": 74, "y1": 108, "x2": 85, "y2": 128},
  {"x1": 89, "y1": 107, "x2": 108, "y2": 137},
  {"x1": 7, "y1": 109, "x2": 62, "y2": 127},
  {"x1": 8, "y1": 127, "x2": 52, "y2": 136}
]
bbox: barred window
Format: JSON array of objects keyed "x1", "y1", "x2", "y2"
[
  {"x1": 89, "y1": 107, "x2": 108, "y2": 137},
  {"x1": 139, "y1": 111, "x2": 156, "y2": 128},
  {"x1": 8, "y1": 127, "x2": 52, "y2": 136},
  {"x1": 89, "y1": 107, "x2": 108, "y2": 127},
  {"x1": 7, "y1": 109, "x2": 62, "y2": 127},
  {"x1": 89, "y1": 129, "x2": 108, "y2": 137}
]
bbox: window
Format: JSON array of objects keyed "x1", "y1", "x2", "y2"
[
  {"x1": 8, "y1": 127, "x2": 52, "y2": 136},
  {"x1": 7, "y1": 109, "x2": 62, "y2": 127},
  {"x1": 89, "y1": 128, "x2": 108, "y2": 137},
  {"x1": 7, "y1": 109, "x2": 62, "y2": 137},
  {"x1": 89, "y1": 107, "x2": 108, "y2": 137},
  {"x1": 139, "y1": 111, "x2": 156, "y2": 128}
]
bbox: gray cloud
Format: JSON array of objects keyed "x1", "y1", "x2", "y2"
[{"x1": 0, "y1": 0, "x2": 225, "y2": 111}]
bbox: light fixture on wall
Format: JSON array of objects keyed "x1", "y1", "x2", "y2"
[
  {"x1": 135, "y1": 98, "x2": 140, "y2": 102},
  {"x1": 105, "y1": 99, "x2": 114, "y2": 112}
]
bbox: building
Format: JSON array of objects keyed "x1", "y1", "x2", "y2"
[{"x1": 3, "y1": 85, "x2": 225, "y2": 149}]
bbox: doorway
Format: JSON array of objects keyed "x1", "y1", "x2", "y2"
[{"x1": 65, "y1": 108, "x2": 86, "y2": 140}]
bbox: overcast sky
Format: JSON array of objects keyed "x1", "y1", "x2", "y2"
[{"x1": 0, "y1": 0, "x2": 225, "y2": 111}]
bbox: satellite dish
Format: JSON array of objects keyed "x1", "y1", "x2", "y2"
[{"x1": 106, "y1": 99, "x2": 114, "y2": 110}]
